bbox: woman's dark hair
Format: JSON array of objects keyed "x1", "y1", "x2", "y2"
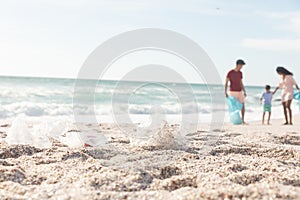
[{"x1": 276, "y1": 66, "x2": 293, "y2": 76}]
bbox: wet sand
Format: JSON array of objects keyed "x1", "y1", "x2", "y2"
[{"x1": 1, "y1": 116, "x2": 300, "y2": 199}]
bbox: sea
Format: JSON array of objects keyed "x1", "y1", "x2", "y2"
[{"x1": 0, "y1": 76, "x2": 299, "y2": 124}]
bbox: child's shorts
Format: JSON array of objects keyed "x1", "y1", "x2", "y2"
[{"x1": 263, "y1": 104, "x2": 272, "y2": 112}]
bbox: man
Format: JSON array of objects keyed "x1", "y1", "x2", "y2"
[{"x1": 225, "y1": 59, "x2": 247, "y2": 124}]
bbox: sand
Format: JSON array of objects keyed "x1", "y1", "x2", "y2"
[{"x1": 1, "y1": 116, "x2": 300, "y2": 200}]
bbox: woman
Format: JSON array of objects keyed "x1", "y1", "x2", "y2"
[{"x1": 273, "y1": 67, "x2": 300, "y2": 125}]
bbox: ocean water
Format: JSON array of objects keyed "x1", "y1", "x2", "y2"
[{"x1": 0, "y1": 76, "x2": 299, "y2": 124}]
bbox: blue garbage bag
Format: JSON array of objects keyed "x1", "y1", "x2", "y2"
[
  {"x1": 294, "y1": 92, "x2": 300, "y2": 110},
  {"x1": 227, "y1": 96, "x2": 243, "y2": 125},
  {"x1": 294, "y1": 92, "x2": 300, "y2": 100}
]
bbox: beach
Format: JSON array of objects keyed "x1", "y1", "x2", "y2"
[
  {"x1": 2, "y1": 0, "x2": 300, "y2": 199},
  {"x1": 1, "y1": 115, "x2": 300, "y2": 200}
]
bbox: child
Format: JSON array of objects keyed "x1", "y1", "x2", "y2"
[{"x1": 260, "y1": 85, "x2": 273, "y2": 125}]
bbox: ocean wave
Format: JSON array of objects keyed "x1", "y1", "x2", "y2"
[
  {"x1": 1, "y1": 76, "x2": 299, "y2": 122},
  {"x1": 0, "y1": 102, "x2": 73, "y2": 118}
]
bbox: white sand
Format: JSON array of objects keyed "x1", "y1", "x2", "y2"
[{"x1": 1, "y1": 115, "x2": 300, "y2": 199}]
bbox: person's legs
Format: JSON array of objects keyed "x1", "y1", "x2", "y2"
[
  {"x1": 282, "y1": 101, "x2": 288, "y2": 124},
  {"x1": 241, "y1": 103, "x2": 246, "y2": 124},
  {"x1": 286, "y1": 100, "x2": 292, "y2": 125},
  {"x1": 268, "y1": 112, "x2": 271, "y2": 125},
  {"x1": 262, "y1": 112, "x2": 265, "y2": 124}
]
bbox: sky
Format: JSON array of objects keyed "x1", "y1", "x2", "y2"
[{"x1": 0, "y1": 0, "x2": 300, "y2": 86}]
